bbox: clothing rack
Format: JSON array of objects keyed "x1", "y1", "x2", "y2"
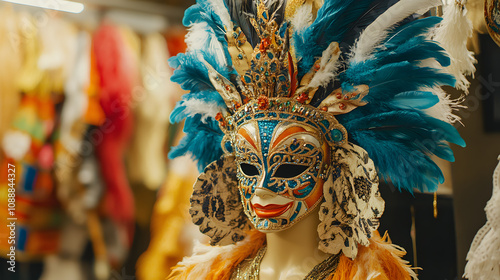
[
  {"x1": 1, "y1": 0, "x2": 186, "y2": 33},
  {"x1": 80, "y1": 0, "x2": 185, "y2": 22}
]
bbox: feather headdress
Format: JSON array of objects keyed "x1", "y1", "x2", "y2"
[{"x1": 169, "y1": 0, "x2": 474, "y2": 193}]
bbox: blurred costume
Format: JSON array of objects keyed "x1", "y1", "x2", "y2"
[
  {"x1": 0, "y1": 6, "x2": 22, "y2": 142},
  {"x1": 92, "y1": 23, "x2": 138, "y2": 245},
  {"x1": 464, "y1": 155, "x2": 500, "y2": 279},
  {"x1": 0, "y1": 14, "x2": 77, "y2": 261},
  {"x1": 136, "y1": 156, "x2": 202, "y2": 280},
  {"x1": 135, "y1": 29, "x2": 200, "y2": 280},
  {"x1": 166, "y1": 0, "x2": 474, "y2": 279},
  {"x1": 127, "y1": 33, "x2": 173, "y2": 192}
]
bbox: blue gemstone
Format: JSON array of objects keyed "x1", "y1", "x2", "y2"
[
  {"x1": 244, "y1": 75, "x2": 251, "y2": 83},
  {"x1": 256, "y1": 53, "x2": 261, "y2": 60},
  {"x1": 255, "y1": 74, "x2": 260, "y2": 81},
  {"x1": 270, "y1": 62, "x2": 277, "y2": 72},
  {"x1": 331, "y1": 129, "x2": 343, "y2": 142},
  {"x1": 237, "y1": 54, "x2": 243, "y2": 60},
  {"x1": 224, "y1": 141, "x2": 233, "y2": 153},
  {"x1": 268, "y1": 52, "x2": 274, "y2": 59}
]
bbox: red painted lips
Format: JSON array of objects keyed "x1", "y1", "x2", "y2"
[{"x1": 251, "y1": 202, "x2": 293, "y2": 218}]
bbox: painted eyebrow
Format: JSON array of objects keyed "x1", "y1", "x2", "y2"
[
  {"x1": 271, "y1": 132, "x2": 321, "y2": 152},
  {"x1": 237, "y1": 127, "x2": 258, "y2": 150},
  {"x1": 271, "y1": 126, "x2": 307, "y2": 149}
]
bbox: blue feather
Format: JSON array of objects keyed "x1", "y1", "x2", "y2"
[
  {"x1": 294, "y1": 0, "x2": 380, "y2": 77},
  {"x1": 358, "y1": 137, "x2": 444, "y2": 192},
  {"x1": 169, "y1": 54, "x2": 213, "y2": 92},
  {"x1": 384, "y1": 17, "x2": 442, "y2": 47},
  {"x1": 182, "y1": 0, "x2": 236, "y2": 72},
  {"x1": 391, "y1": 91, "x2": 440, "y2": 110},
  {"x1": 183, "y1": 0, "x2": 226, "y2": 40},
  {"x1": 169, "y1": 51, "x2": 234, "y2": 92},
  {"x1": 422, "y1": 116, "x2": 466, "y2": 147},
  {"x1": 377, "y1": 38, "x2": 450, "y2": 67},
  {"x1": 352, "y1": 62, "x2": 455, "y2": 102},
  {"x1": 170, "y1": 90, "x2": 225, "y2": 124},
  {"x1": 168, "y1": 0, "x2": 239, "y2": 170},
  {"x1": 168, "y1": 114, "x2": 224, "y2": 172},
  {"x1": 344, "y1": 110, "x2": 460, "y2": 192}
]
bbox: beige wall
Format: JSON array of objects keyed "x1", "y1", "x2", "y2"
[{"x1": 451, "y1": 77, "x2": 500, "y2": 276}]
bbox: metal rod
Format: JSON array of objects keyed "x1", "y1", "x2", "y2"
[{"x1": 80, "y1": 0, "x2": 185, "y2": 22}]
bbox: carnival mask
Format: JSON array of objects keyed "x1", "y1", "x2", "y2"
[
  {"x1": 235, "y1": 120, "x2": 330, "y2": 231},
  {"x1": 172, "y1": 0, "x2": 469, "y2": 260}
]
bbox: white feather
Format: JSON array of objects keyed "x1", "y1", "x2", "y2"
[
  {"x1": 424, "y1": 86, "x2": 465, "y2": 124},
  {"x1": 418, "y1": 41, "x2": 467, "y2": 125},
  {"x1": 182, "y1": 98, "x2": 224, "y2": 123},
  {"x1": 432, "y1": 0, "x2": 476, "y2": 93},
  {"x1": 185, "y1": 22, "x2": 227, "y2": 66},
  {"x1": 173, "y1": 240, "x2": 234, "y2": 278},
  {"x1": 207, "y1": 0, "x2": 233, "y2": 31},
  {"x1": 291, "y1": 3, "x2": 313, "y2": 32},
  {"x1": 185, "y1": 22, "x2": 210, "y2": 51},
  {"x1": 309, "y1": 42, "x2": 341, "y2": 88},
  {"x1": 352, "y1": 0, "x2": 442, "y2": 62},
  {"x1": 171, "y1": 235, "x2": 254, "y2": 278}
]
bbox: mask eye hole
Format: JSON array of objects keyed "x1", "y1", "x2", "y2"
[
  {"x1": 273, "y1": 164, "x2": 309, "y2": 179},
  {"x1": 240, "y1": 163, "x2": 260, "y2": 176}
]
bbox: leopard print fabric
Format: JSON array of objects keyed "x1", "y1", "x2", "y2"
[
  {"x1": 318, "y1": 143, "x2": 385, "y2": 259},
  {"x1": 190, "y1": 155, "x2": 253, "y2": 245}
]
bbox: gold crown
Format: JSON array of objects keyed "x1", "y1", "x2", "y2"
[{"x1": 206, "y1": 0, "x2": 369, "y2": 144}]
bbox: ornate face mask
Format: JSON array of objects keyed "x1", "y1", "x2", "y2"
[
  {"x1": 170, "y1": 0, "x2": 470, "y2": 260},
  {"x1": 235, "y1": 120, "x2": 329, "y2": 231}
]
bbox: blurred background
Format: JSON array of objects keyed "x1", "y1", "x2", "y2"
[{"x1": 0, "y1": 0, "x2": 499, "y2": 280}]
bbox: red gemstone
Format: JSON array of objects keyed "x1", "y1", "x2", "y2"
[
  {"x1": 257, "y1": 95, "x2": 269, "y2": 110},
  {"x1": 336, "y1": 92, "x2": 342, "y2": 99},
  {"x1": 215, "y1": 112, "x2": 223, "y2": 121},
  {"x1": 321, "y1": 107, "x2": 328, "y2": 111},
  {"x1": 296, "y1": 93, "x2": 309, "y2": 103},
  {"x1": 339, "y1": 103, "x2": 346, "y2": 110},
  {"x1": 259, "y1": 38, "x2": 271, "y2": 53}
]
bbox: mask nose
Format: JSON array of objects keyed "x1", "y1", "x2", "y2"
[{"x1": 254, "y1": 188, "x2": 276, "y2": 199}]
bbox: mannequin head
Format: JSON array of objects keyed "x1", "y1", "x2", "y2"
[{"x1": 235, "y1": 119, "x2": 330, "y2": 231}]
